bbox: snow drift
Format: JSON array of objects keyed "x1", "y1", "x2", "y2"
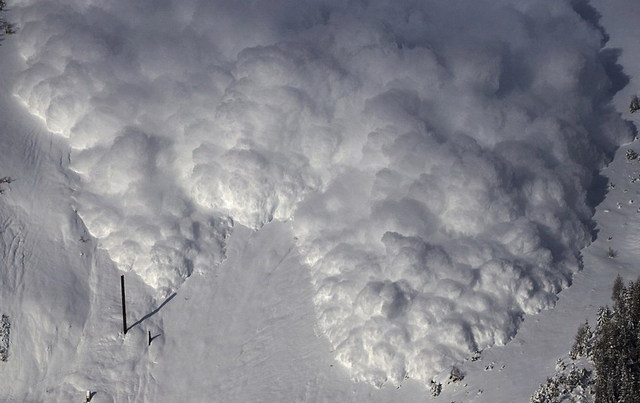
[{"x1": 11, "y1": 0, "x2": 633, "y2": 386}]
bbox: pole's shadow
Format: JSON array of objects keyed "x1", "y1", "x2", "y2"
[
  {"x1": 149, "y1": 332, "x2": 162, "y2": 345},
  {"x1": 127, "y1": 292, "x2": 177, "y2": 332}
]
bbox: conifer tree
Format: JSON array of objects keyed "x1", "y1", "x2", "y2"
[
  {"x1": 0, "y1": 314, "x2": 9, "y2": 361},
  {"x1": 593, "y1": 306, "x2": 615, "y2": 401},
  {"x1": 570, "y1": 320, "x2": 592, "y2": 360},
  {"x1": 0, "y1": 0, "x2": 16, "y2": 44},
  {"x1": 591, "y1": 278, "x2": 640, "y2": 402},
  {"x1": 631, "y1": 95, "x2": 640, "y2": 114},
  {"x1": 612, "y1": 275, "x2": 624, "y2": 304}
]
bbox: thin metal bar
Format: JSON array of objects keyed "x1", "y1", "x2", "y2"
[{"x1": 121, "y1": 275, "x2": 127, "y2": 335}]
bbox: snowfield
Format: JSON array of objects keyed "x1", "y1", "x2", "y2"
[{"x1": 0, "y1": 0, "x2": 640, "y2": 401}]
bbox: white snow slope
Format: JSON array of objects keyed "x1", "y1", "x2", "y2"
[{"x1": 0, "y1": 0, "x2": 639, "y2": 401}]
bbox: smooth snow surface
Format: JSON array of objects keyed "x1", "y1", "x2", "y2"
[
  {"x1": 8, "y1": 0, "x2": 636, "y2": 387},
  {"x1": 0, "y1": 0, "x2": 639, "y2": 399}
]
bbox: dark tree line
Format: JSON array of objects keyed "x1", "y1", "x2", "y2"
[
  {"x1": 631, "y1": 95, "x2": 640, "y2": 114},
  {"x1": 0, "y1": 314, "x2": 9, "y2": 361},
  {"x1": 0, "y1": 0, "x2": 16, "y2": 44},
  {"x1": 571, "y1": 276, "x2": 640, "y2": 402}
]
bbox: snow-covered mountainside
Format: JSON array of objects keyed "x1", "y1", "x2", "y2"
[{"x1": 0, "y1": 0, "x2": 639, "y2": 401}]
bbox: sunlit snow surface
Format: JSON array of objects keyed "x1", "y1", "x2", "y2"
[{"x1": 11, "y1": 0, "x2": 633, "y2": 386}]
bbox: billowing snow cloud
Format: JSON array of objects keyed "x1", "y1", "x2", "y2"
[{"x1": 11, "y1": 0, "x2": 633, "y2": 387}]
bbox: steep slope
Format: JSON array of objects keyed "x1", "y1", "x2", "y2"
[
  {"x1": 0, "y1": 40, "x2": 92, "y2": 401},
  {"x1": 0, "y1": 0, "x2": 639, "y2": 401}
]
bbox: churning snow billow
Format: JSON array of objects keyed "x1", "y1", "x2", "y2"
[{"x1": 11, "y1": 0, "x2": 633, "y2": 387}]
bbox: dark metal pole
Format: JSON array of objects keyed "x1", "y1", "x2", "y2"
[{"x1": 121, "y1": 275, "x2": 127, "y2": 335}]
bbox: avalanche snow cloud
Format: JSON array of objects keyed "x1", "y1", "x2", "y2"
[{"x1": 11, "y1": 0, "x2": 633, "y2": 387}]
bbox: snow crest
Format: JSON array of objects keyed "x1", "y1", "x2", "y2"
[{"x1": 12, "y1": 0, "x2": 632, "y2": 386}]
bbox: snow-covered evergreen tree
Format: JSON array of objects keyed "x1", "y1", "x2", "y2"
[
  {"x1": 0, "y1": 314, "x2": 10, "y2": 361},
  {"x1": 429, "y1": 380, "x2": 442, "y2": 397},
  {"x1": 0, "y1": 0, "x2": 15, "y2": 43},
  {"x1": 612, "y1": 275, "x2": 624, "y2": 303},
  {"x1": 630, "y1": 95, "x2": 640, "y2": 114},
  {"x1": 534, "y1": 277, "x2": 640, "y2": 402},
  {"x1": 592, "y1": 278, "x2": 640, "y2": 402},
  {"x1": 530, "y1": 366, "x2": 593, "y2": 403},
  {"x1": 570, "y1": 321, "x2": 593, "y2": 360}
]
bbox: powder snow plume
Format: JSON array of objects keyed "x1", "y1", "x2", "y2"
[{"x1": 10, "y1": 0, "x2": 633, "y2": 386}]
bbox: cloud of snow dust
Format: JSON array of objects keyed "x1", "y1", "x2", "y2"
[{"x1": 11, "y1": 0, "x2": 633, "y2": 387}]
